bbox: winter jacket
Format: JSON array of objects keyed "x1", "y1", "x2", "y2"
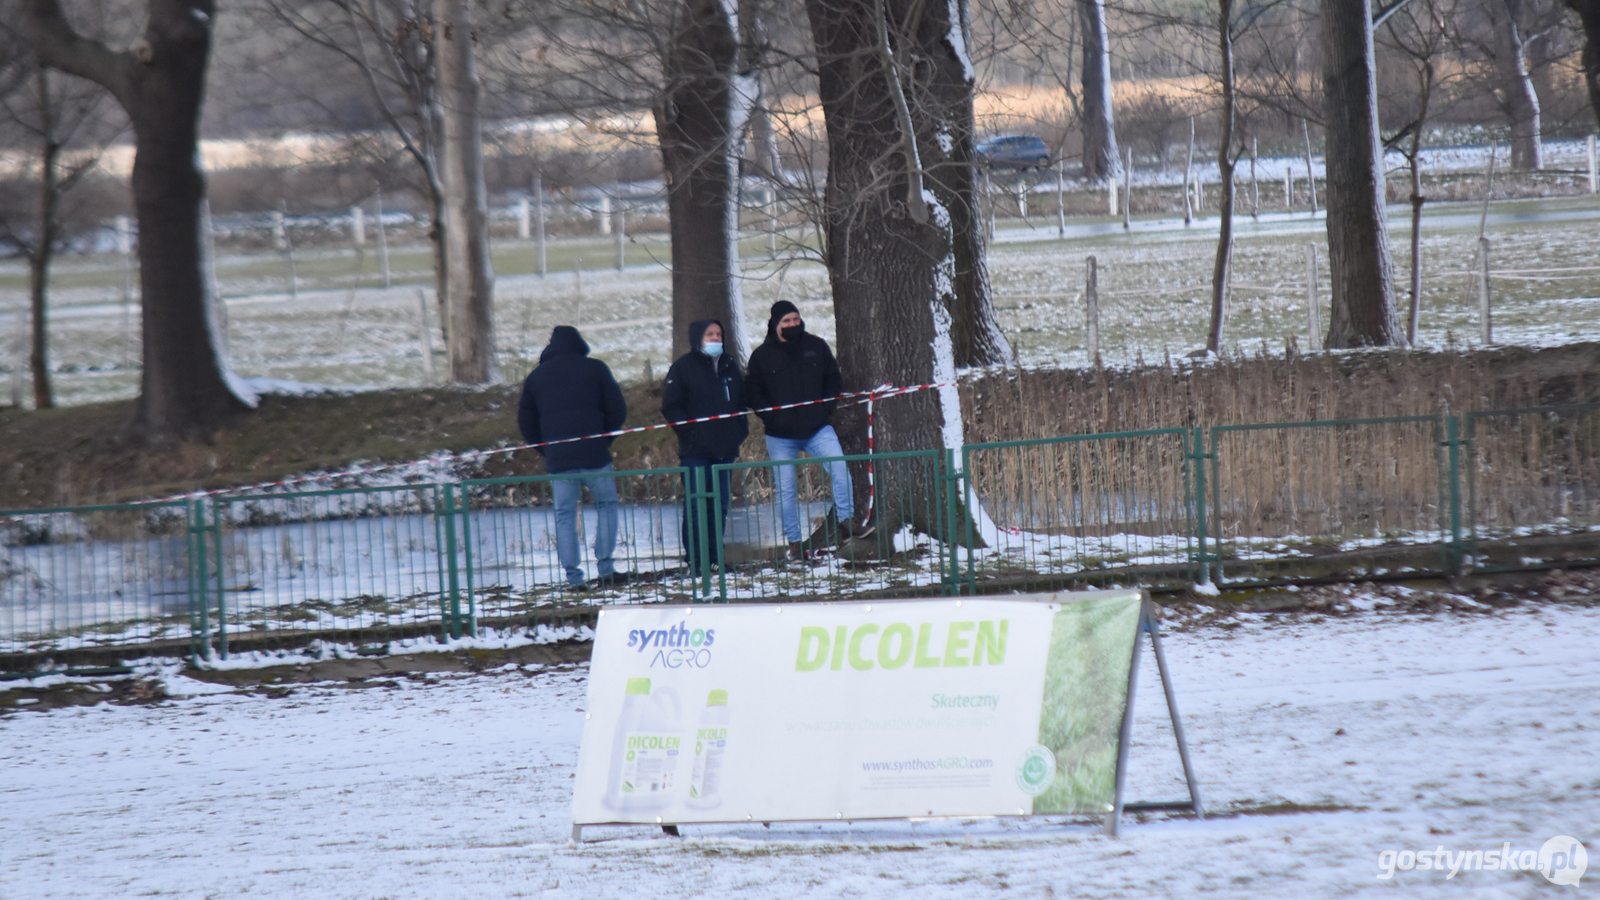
[
  {"x1": 661, "y1": 319, "x2": 749, "y2": 461},
  {"x1": 744, "y1": 330, "x2": 843, "y2": 440},
  {"x1": 517, "y1": 326, "x2": 628, "y2": 473}
]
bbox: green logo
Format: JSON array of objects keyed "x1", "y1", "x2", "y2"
[{"x1": 1015, "y1": 745, "x2": 1057, "y2": 796}]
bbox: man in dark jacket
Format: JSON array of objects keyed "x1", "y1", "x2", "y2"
[
  {"x1": 661, "y1": 319, "x2": 748, "y2": 573},
  {"x1": 744, "y1": 300, "x2": 872, "y2": 559},
  {"x1": 518, "y1": 325, "x2": 628, "y2": 588}
]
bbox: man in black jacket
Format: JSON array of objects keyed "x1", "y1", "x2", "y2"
[
  {"x1": 661, "y1": 319, "x2": 748, "y2": 573},
  {"x1": 518, "y1": 326, "x2": 628, "y2": 588},
  {"x1": 744, "y1": 300, "x2": 872, "y2": 559}
]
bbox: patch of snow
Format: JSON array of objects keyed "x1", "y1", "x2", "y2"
[
  {"x1": 4, "y1": 605, "x2": 1597, "y2": 897},
  {"x1": 944, "y1": 0, "x2": 975, "y2": 83}
]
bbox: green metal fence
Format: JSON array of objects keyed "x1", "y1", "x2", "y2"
[
  {"x1": 710, "y1": 449, "x2": 951, "y2": 602},
  {"x1": 9, "y1": 404, "x2": 1600, "y2": 673},
  {"x1": 0, "y1": 500, "x2": 197, "y2": 670},
  {"x1": 960, "y1": 429, "x2": 1196, "y2": 593},
  {"x1": 1204, "y1": 417, "x2": 1453, "y2": 587},
  {"x1": 1466, "y1": 403, "x2": 1600, "y2": 573}
]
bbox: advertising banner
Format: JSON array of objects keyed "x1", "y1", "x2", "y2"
[{"x1": 571, "y1": 590, "x2": 1147, "y2": 827}]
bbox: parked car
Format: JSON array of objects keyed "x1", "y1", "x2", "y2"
[{"x1": 975, "y1": 135, "x2": 1052, "y2": 170}]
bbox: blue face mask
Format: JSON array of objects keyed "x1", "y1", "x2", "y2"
[{"x1": 703, "y1": 341, "x2": 724, "y2": 358}]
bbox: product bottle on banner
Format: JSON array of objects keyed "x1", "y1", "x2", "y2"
[
  {"x1": 605, "y1": 678, "x2": 682, "y2": 809},
  {"x1": 686, "y1": 689, "x2": 730, "y2": 808}
]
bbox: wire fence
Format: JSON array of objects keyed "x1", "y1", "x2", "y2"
[{"x1": 7, "y1": 404, "x2": 1600, "y2": 672}]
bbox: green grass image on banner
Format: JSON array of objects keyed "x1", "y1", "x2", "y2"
[{"x1": 1032, "y1": 594, "x2": 1142, "y2": 814}]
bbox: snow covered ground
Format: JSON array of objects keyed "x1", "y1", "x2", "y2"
[{"x1": 2, "y1": 598, "x2": 1595, "y2": 899}]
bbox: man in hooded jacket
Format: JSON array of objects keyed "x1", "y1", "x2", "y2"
[
  {"x1": 661, "y1": 319, "x2": 748, "y2": 573},
  {"x1": 744, "y1": 300, "x2": 872, "y2": 559},
  {"x1": 518, "y1": 325, "x2": 628, "y2": 588}
]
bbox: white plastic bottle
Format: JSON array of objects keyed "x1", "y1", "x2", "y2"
[
  {"x1": 686, "y1": 689, "x2": 730, "y2": 809},
  {"x1": 605, "y1": 677, "x2": 682, "y2": 810}
]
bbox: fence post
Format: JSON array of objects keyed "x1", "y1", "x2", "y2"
[
  {"x1": 1305, "y1": 244, "x2": 1323, "y2": 352},
  {"x1": 534, "y1": 171, "x2": 547, "y2": 277},
  {"x1": 1122, "y1": 146, "x2": 1133, "y2": 230},
  {"x1": 440, "y1": 483, "x2": 463, "y2": 639},
  {"x1": 613, "y1": 198, "x2": 626, "y2": 271},
  {"x1": 1056, "y1": 159, "x2": 1066, "y2": 237},
  {"x1": 941, "y1": 449, "x2": 964, "y2": 595},
  {"x1": 1085, "y1": 255, "x2": 1100, "y2": 362},
  {"x1": 1302, "y1": 119, "x2": 1318, "y2": 214},
  {"x1": 1589, "y1": 134, "x2": 1597, "y2": 194},
  {"x1": 187, "y1": 498, "x2": 211, "y2": 664},
  {"x1": 211, "y1": 498, "x2": 229, "y2": 660},
  {"x1": 1443, "y1": 415, "x2": 1465, "y2": 576},
  {"x1": 1189, "y1": 427, "x2": 1212, "y2": 587},
  {"x1": 690, "y1": 466, "x2": 714, "y2": 601},
  {"x1": 1477, "y1": 236, "x2": 1492, "y2": 345},
  {"x1": 374, "y1": 193, "x2": 391, "y2": 288}
]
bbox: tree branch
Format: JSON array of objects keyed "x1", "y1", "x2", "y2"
[
  {"x1": 1372, "y1": 0, "x2": 1417, "y2": 29},
  {"x1": 22, "y1": 0, "x2": 135, "y2": 109}
]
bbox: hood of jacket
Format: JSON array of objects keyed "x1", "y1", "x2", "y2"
[
  {"x1": 688, "y1": 318, "x2": 724, "y2": 357},
  {"x1": 539, "y1": 325, "x2": 590, "y2": 363}
]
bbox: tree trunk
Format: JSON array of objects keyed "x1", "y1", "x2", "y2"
[
  {"x1": 29, "y1": 69, "x2": 60, "y2": 410},
  {"x1": 1077, "y1": 0, "x2": 1120, "y2": 182},
  {"x1": 26, "y1": 0, "x2": 249, "y2": 439},
  {"x1": 435, "y1": 0, "x2": 497, "y2": 383},
  {"x1": 805, "y1": 0, "x2": 996, "y2": 537},
  {"x1": 1497, "y1": 0, "x2": 1543, "y2": 170},
  {"x1": 1207, "y1": 0, "x2": 1235, "y2": 354},
  {"x1": 1571, "y1": 0, "x2": 1600, "y2": 128},
  {"x1": 1320, "y1": 0, "x2": 1401, "y2": 347},
  {"x1": 656, "y1": 0, "x2": 751, "y2": 362},
  {"x1": 943, "y1": 0, "x2": 1013, "y2": 369}
]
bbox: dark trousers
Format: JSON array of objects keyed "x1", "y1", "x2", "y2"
[{"x1": 681, "y1": 456, "x2": 735, "y2": 571}]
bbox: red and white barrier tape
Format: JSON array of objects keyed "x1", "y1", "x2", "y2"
[{"x1": 161, "y1": 380, "x2": 954, "y2": 502}]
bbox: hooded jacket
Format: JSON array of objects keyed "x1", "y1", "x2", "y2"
[
  {"x1": 743, "y1": 307, "x2": 842, "y2": 440},
  {"x1": 661, "y1": 319, "x2": 749, "y2": 460},
  {"x1": 517, "y1": 326, "x2": 628, "y2": 473}
]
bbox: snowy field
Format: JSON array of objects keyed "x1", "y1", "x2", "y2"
[
  {"x1": 2, "y1": 142, "x2": 1599, "y2": 407},
  {"x1": 2, "y1": 598, "x2": 1595, "y2": 899}
]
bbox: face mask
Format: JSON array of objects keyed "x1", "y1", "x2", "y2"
[
  {"x1": 703, "y1": 341, "x2": 723, "y2": 358},
  {"x1": 781, "y1": 322, "x2": 805, "y2": 342}
]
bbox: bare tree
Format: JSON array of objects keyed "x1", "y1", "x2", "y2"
[
  {"x1": 252, "y1": 0, "x2": 452, "y2": 352},
  {"x1": 1079, "y1": 0, "x2": 1121, "y2": 181},
  {"x1": 1323, "y1": 0, "x2": 1402, "y2": 347},
  {"x1": 1498, "y1": 0, "x2": 1543, "y2": 168},
  {"x1": 0, "y1": 63, "x2": 116, "y2": 409},
  {"x1": 804, "y1": 0, "x2": 1011, "y2": 535},
  {"x1": 1568, "y1": 0, "x2": 1600, "y2": 125},
  {"x1": 436, "y1": 0, "x2": 496, "y2": 383},
  {"x1": 654, "y1": 0, "x2": 755, "y2": 361},
  {"x1": 24, "y1": 0, "x2": 253, "y2": 438},
  {"x1": 1206, "y1": 0, "x2": 1237, "y2": 354},
  {"x1": 1379, "y1": 0, "x2": 1450, "y2": 343}
]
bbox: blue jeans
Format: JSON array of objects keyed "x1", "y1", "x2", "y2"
[
  {"x1": 551, "y1": 465, "x2": 618, "y2": 586},
  {"x1": 765, "y1": 425, "x2": 853, "y2": 543},
  {"x1": 681, "y1": 457, "x2": 735, "y2": 571}
]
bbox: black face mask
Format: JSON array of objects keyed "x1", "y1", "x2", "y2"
[{"x1": 780, "y1": 322, "x2": 805, "y2": 342}]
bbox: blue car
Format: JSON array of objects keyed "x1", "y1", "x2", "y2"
[{"x1": 975, "y1": 135, "x2": 1052, "y2": 170}]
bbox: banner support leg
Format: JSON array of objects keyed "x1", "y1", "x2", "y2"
[
  {"x1": 1147, "y1": 605, "x2": 1204, "y2": 819},
  {"x1": 1104, "y1": 604, "x2": 1146, "y2": 837},
  {"x1": 571, "y1": 824, "x2": 582, "y2": 843}
]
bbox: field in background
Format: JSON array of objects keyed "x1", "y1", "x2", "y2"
[{"x1": 1, "y1": 149, "x2": 1598, "y2": 409}]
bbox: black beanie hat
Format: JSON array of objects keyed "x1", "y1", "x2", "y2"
[{"x1": 767, "y1": 300, "x2": 800, "y2": 341}]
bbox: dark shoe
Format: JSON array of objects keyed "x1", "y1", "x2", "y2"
[
  {"x1": 591, "y1": 571, "x2": 631, "y2": 589},
  {"x1": 787, "y1": 541, "x2": 823, "y2": 564}
]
